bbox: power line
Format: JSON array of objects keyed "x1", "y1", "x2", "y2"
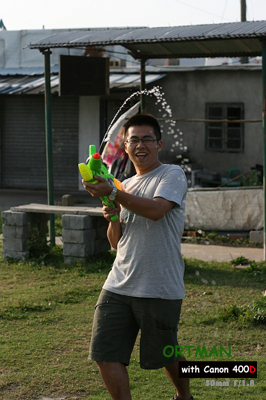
[
  {"x1": 172, "y1": 0, "x2": 235, "y2": 22},
  {"x1": 221, "y1": 0, "x2": 229, "y2": 22}
]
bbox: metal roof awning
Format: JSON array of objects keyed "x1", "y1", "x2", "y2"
[
  {"x1": 28, "y1": 21, "x2": 266, "y2": 59},
  {"x1": 0, "y1": 71, "x2": 165, "y2": 95},
  {"x1": 0, "y1": 74, "x2": 58, "y2": 95}
]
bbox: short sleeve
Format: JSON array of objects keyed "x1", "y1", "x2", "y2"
[{"x1": 153, "y1": 166, "x2": 187, "y2": 206}]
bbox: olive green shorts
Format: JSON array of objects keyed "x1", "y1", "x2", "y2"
[{"x1": 88, "y1": 289, "x2": 182, "y2": 370}]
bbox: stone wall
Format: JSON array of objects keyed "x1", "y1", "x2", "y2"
[
  {"x1": 62, "y1": 214, "x2": 110, "y2": 264},
  {"x1": 1, "y1": 210, "x2": 110, "y2": 263}
]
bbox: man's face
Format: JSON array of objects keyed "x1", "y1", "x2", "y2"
[{"x1": 124, "y1": 125, "x2": 163, "y2": 175}]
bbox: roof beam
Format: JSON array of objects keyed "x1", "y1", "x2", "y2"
[
  {"x1": 235, "y1": 39, "x2": 254, "y2": 53},
  {"x1": 155, "y1": 42, "x2": 175, "y2": 55},
  {"x1": 121, "y1": 44, "x2": 141, "y2": 59},
  {"x1": 192, "y1": 41, "x2": 212, "y2": 54}
]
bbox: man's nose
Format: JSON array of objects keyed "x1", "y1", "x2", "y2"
[{"x1": 136, "y1": 139, "x2": 145, "y2": 147}]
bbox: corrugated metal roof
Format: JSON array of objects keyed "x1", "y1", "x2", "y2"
[
  {"x1": 110, "y1": 73, "x2": 164, "y2": 88},
  {"x1": 0, "y1": 66, "x2": 59, "y2": 75},
  {"x1": 28, "y1": 21, "x2": 266, "y2": 59},
  {"x1": 0, "y1": 72, "x2": 165, "y2": 94}
]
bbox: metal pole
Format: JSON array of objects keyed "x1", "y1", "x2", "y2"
[
  {"x1": 240, "y1": 0, "x2": 246, "y2": 22},
  {"x1": 262, "y1": 41, "x2": 266, "y2": 260},
  {"x1": 43, "y1": 49, "x2": 55, "y2": 247},
  {"x1": 240, "y1": 1, "x2": 249, "y2": 64},
  {"x1": 140, "y1": 59, "x2": 146, "y2": 112}
]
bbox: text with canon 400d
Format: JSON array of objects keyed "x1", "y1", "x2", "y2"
[{"x1": 178, "y1": 361, "x2": 257, "y2": 378}]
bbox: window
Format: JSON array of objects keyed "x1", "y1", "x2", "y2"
[
  {"x1": 109, "y1": 59, "x2": 126, "y2": 68},
  {"x1": 205, "y1": 103, "x2": 244, "y2": 152}
]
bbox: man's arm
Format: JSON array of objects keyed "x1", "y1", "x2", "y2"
[
  {"x1": 102, "y1": 203, "x2": 122, "y2": 250},
  {"x1": 107, "y1": 220, "x2": 122, "y2": 250},
  {"x1": 83, "y1": 176, "x2": 175, "y2": 222},
  {"x1": 116, "y1": 190, "x2": 175, "y2": 221}
]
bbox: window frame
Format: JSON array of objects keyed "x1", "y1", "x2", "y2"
[{"x1": 205, "y1": 102, "x2": 244, "y2": 153}]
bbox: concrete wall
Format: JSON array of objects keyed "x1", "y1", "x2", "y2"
[{"x1": 145, "y1": 67, "x2": 263, "y2": 178}]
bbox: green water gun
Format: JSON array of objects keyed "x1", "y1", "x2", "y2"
[{"x1": 78, "y1": 145, "x2": 122, "y2": 221}]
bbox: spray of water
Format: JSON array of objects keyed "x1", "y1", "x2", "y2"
[
  {"x1": 100, "y1": 86, "x2": 171, "y2": 146},
  {"x1": 100, "y1": 85, "x2": 190, "y2": 174}
]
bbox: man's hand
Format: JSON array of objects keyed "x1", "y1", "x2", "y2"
[
  {"x1": 103, "y1": 201, "x2": 121, "y2": 222},
  {"x1": 82, "y1": 176, "x2": 112, "y2": 198}
]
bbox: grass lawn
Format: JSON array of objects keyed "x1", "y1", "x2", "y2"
[{"x1": 0, "y1": 238, "x2": 265, "y2": 400}]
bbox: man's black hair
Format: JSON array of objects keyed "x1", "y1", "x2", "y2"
[{"x1": 124, "y1": 113, "x2": 161, "y2": 140}]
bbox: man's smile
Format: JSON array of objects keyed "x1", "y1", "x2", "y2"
[{"x1": 135, "y1": 152, "x2": 148, "y2": 160}]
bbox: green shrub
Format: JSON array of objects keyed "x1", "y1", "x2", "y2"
[
  {"x1": 218, "y1": 295, "x2": 266, "y2": 326},
  {"x1": 242, "y1": 169, "x2": 262, "y2": 186},
  {"x1": 230, "y1": 256, "x2": 251, "y2": 266}
]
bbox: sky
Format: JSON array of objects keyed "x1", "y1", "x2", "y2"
[{"x1": 1, "y1": 0, "x2": 266, "y2": 31}]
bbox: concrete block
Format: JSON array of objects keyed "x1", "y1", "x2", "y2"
[
  {"x1": 249, "y1": 230, "x2": 263, "y2": 244},
  {"x1": 62, "y1": 228, "x2": 96, "y2": 244},
  {"x1": 63, "y1": 242, "x2": 94, "y2": 257},
  {"x1": 62, "y1": 214, "x2": 93, "y2": 230},
  {"x1": 1, "y1": 211, "x2": 28, "y2": 227},
  {"x1": 62, "y1": 194, "x2": 74, "y2": 206},
  {"x1": 3, "y1": 238, "x2": 28, "y2": 252},
  {"x1": 94, "y1": 239, "x2": 111, "y2": 254},
  {"x1": 2, "y1": 224, "x2": 29, "y2": 239},
  {"x1": 2, "y1": 250, "x2": 29, "y2": 260}
]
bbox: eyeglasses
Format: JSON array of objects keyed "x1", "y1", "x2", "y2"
[{"x1": 126, "y1": 137, "x2": 159, "y2": 145}]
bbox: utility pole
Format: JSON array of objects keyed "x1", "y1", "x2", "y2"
[
  {"x1": 43, "y1": 49, "x2": 55, "y2": 247},
  {"x1": 241, "y1": 0, "x2": 246, "y2": 22},
  {"x1": 240, "y1": 0, "x2": 249, "y2": 63}
]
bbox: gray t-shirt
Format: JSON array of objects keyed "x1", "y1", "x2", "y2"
[{"x1": 103, "y1": 164, "x2": 187, "y2": 300}]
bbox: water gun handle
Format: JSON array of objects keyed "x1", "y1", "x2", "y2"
[{"x1": 101, "y1": 195, "x2": 119, "y2": 221}]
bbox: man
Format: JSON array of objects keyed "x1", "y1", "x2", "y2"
[{"x1": 83, "y1": 113, "x2": 193, "y2": 400}]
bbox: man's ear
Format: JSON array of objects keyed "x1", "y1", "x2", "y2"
[
  {"x1": 157, "y1": 140, "x2": 163, "y2": 151},
  {"x1": 124, "y1": 142, "x2": 128, "y2": 154}
]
